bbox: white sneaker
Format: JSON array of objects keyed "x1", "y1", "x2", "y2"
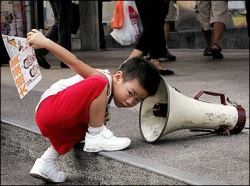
[
  {"x1": 30, "y1": 158, "x2": 67, "y2": 183},
  {"x1": 83, "y1": 126, "x2": 131, "y2": 152}
]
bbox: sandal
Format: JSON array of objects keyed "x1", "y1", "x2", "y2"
[
  {"x1": 203, "y1": 47, "x2": 213, "y2": 56},
  {"x1": 212, "y1": 43, "x2": 224, "y2": 59}
]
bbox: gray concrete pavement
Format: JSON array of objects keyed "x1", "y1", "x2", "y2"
[{"x1": 1, "y1": 48, "x2": 249, "y2": 185}]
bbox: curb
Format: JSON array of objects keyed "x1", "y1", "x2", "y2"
[{"x1": 1, "y1": 116, "x2": 229, "y2": 185}]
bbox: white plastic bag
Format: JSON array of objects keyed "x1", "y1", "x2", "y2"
[{"x1": 110, "y1": 1, "x2": 142, "y2": 45}]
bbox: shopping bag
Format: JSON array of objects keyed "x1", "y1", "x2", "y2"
[
  {"x1": 110, "y1": 1, "x2": 124, "y2": 29},
  {"x1": 110, "y1": 1, "x2": 142, "y2": 45},
  {"x1": 71, "y1": 2, "x2": 80, "y2": 34}
]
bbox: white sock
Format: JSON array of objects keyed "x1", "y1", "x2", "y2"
[
  {"x1": 88, "y1": 124, "x2": 105, "y2": 136},
  {"x1": 40, "y1": 147, "x2": 60, "y2": 164}
]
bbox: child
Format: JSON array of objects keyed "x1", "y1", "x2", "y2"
[{"x1": 27, "y1": 29, "x2": 161, "y2": 183}]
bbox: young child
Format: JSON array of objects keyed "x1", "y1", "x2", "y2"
[{"x1": 27, "y1": 29, "x2": 161, "y2": 183}]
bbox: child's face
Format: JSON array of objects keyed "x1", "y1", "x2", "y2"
[{"x1": 112, "y1": 71, "x2": 149, "y2": 108}]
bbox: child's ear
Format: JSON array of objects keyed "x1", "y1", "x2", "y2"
[{"x1": 113, "y1": 71, "x2": 123, "y2": 83}]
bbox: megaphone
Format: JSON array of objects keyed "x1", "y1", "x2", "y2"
[{"x1": 139, "y1": 76, "x2": 246, "y2": 143}]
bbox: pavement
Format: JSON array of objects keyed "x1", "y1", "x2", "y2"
[{"x1": 1, "y1": 48, "x2": 249, "y2": 185}]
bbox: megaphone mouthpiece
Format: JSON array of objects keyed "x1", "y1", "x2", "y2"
[{"x1": 153, "y1": 103, "x2": 168, "y2": 118}]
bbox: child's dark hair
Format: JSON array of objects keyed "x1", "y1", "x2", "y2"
[{"x1": 119, "y1": 57, "x2": 161, "y2": 96}]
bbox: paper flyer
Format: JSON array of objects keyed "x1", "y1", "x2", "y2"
[
  {"x1": 9, "y1": 44, "x2": 42, "y2": 99},
  {"x1": 2, "y1": 34, "x2": 28, "y2": 59}
]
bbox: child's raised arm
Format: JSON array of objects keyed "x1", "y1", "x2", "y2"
[{"x1": 27, "y1": 29, "x2": 105, "y2": 79}]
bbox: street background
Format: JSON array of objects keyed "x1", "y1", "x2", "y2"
[{"x1": 1, "y1": 48, "x2": 249, "y2": 185}]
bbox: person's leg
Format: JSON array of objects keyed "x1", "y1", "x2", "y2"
[
  {"x1": 140, "y1": 2, "x2": 167, "y2": 60},
  {"x1": 246, "y1": 0, "x2": 250, "y2": 37},
  {"x1": 210, "y1": 0, "x2": 228, "y2": 59},
  {"x1": 160, "y1": 0, "x2": 176, "y2": 62},
  {"x1": 30, "y1": 145, "x2": 67, "y2": 183},
  {"x1": 98, "y1": 0, "x2": 106, "y2": 49},
  {"x1": 126, "y1": 2, "x2": 152, "y2": 60},
  {"x1": 149, "y1": 1, "x2": 174, "y2": 74},
  {"x1": 55, "y1": 0, "x2": 72, "y2": 52},
  {"x1": 212, "y1": 22, "x2": 225, "y2": 45},
  {"x1": 35, "y1": 0, "x2": 59, "y2": 69},
  {"x1": 133, "y1": 0, "x2": 173, "y2": 75},
  {"x1": 210, "y1": 0, "x2": 228, "y2": 45},
  {"x1": 81, "y1": 78, "x2": 131, "y2": 152},
  {"x1": 36, "y1": 77, "x2": 108, "y2": 132},
  {"x1": 196, "y1": 1, "x2": 213, "y2": 56},
  {"x1": 160, "y1": 22, "x2": 176, "y2": 61},
  {"x1": 0, "y1": 36, "x2": 10, "y2": 66},
  {"x1": 54, "y1": 0, "x2": 72, "y2": 67},
  {"x1": 202, "y1": 29, "x2": 212, "y2": 49},
  {"x1": 127, "y1": 49, "x2": 144, "y2": 60},
  {"x1": 37, "y1": 76, "x2": 130, "y2": 154},
  {"x1": 42, "y1": 0, "x2": 59, "y2": 44},
  {"x1": 127, "y1": 26, "x2": 173, "y2": 74},
  {"x1": 164, "y1": 22, "x2": 170, "y2": 45}
]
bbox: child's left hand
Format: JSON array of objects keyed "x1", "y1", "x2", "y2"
[{"x1": 27, "y1": 29, "x2": 49, "y2": 49}]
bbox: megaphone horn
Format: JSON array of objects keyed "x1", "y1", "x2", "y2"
[{"x1": 139, "y1": 76, "x2": 246, "y2": 143}]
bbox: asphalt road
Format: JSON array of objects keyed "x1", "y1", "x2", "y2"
[{"x1": 1, "y1": 48, "x2": 249, "y2": 185}]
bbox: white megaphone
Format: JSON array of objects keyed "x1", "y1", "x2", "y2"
[{"x1": 139, "y1": 76, "x2": 246, "y2": 143}]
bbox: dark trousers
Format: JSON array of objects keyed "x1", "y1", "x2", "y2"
[
  {"x1": 98, "y1": 0, "x2": 105, "y2": 47},
  {"x1": 134, "y1": 0, "x2": 169, "y2": 59},
  {"x1": 246, "y1": 0, "x2": 250, "y2": 37},
  {"x1": 36, "y1": 0, "x2": 72, "y2": 56},
  {"x1": 0, "y1": 36, "x2": 10, "y2": 65}
]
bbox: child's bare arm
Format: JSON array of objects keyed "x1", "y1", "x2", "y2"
[{"x1": 27, "y1": 29, "x2": 105, "y2": 79}]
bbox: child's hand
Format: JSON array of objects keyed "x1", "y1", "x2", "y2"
[{"x1": 27, "y1": 29, "x2": 49, "y2": 49}]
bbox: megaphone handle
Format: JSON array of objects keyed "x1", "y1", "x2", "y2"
[{"x1": 194, "y1": 90, "x2": 226, "y2": 105}]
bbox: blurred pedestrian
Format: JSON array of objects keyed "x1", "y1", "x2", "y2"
[
  {"x1": 126, "y1": 0, "x2": 174, "y2": 75},
  {"x1": 159, "y1": 0, "x2": 177, "y2": 62},
  {"x1": 246, "y1": 0, "x2": 250, "y2": 37},
  {"x1": 35, "y1": 0, "x2": 73, "y2": 69},
  {"x1": 196, "y1": 0, "x2": 229, "y2": 59},
  {"x1": 98, "y1": 0, "x2": 111, "y2": 49},
  {"x1": 0, "y1": 36, "x2": 10, "y2": 66}
]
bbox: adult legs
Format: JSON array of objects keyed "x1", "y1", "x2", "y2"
[
  {"x1": 35, "y1": 0, "x2": 60, "y2": 69},
  {"x1": 98, "y1": 0, "x2": 106, "y2": 49},
  {"x1": 160, "y1": 0, "x2": 177, "y2": 62},
  {"x1": 161, "y1": 21, "x2": 176, "y2": 62},
  {"x1": 135, "y1": 1, "x2": 167, "y2": 59},
  {"x1": 210, "y1": 0, "x2": 228, "y2": 59},
  {"x1": 202, "y1": 29, "x2": 212, "y2": 49},
  {"x1": 212, "y1": 22, "x2": 225, "y2": 49},
  {"x1": 54, "y1": 0, "x2": 72, "y2": 67},
  {"x1": 246, "y1": 0, "x2": 250, "y2": 37},
  {"x1": 164, "y1": 22, "x2": 170, "y2": 46},
  {"x1": 55, "y1": 0, "x2": 72, "y2": 52},
  {"x1": 196, "y1": 0, "x2": 213, "y2": 56},
  {"x1": 128, "y1": 0, "x2": 174, "y2": 75}
]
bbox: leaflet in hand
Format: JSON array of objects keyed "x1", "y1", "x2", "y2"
[{"x1": 9, "y1": 43, "x2": 42, "y2": 99}]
